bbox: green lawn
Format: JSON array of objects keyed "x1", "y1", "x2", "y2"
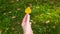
[{"x1": 0, "y1": 0, "x2": 60, "y2": 34}]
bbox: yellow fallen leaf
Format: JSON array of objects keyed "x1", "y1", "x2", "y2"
[{"x1": 25, "y1": 7, "x2": 31, "y2": 14}]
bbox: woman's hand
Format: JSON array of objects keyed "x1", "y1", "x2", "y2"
[{"x1": 22, "y1": 14, "x2": 33, "y2": 34}]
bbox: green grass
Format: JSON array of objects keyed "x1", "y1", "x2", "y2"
[{"x1": 0, "y1": 0, "x2": 60, "y2": 34}]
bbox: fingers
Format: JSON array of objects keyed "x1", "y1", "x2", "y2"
[
  {"x1": 22, "y1": 14, "x2": 30, "y2": 27},
  {"x1": 26, "y1": 14, "x2": 30, "y2": 23},
  {"x1": 30, "y1": 22, "x2": 32, "y2": 25},
  {"x1": 22, "y1": 14, "x2": 27, "y2": 27},
  {"x1": 22, "y1": 14, "x2": 30, "y2": 23},
  {"x1": 22, "y1": 14, "x2": 27, "y2": 23}
]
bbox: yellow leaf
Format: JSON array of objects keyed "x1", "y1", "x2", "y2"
[{"x1": 25, "y1": 7, "x2": 31, "y2": 14}]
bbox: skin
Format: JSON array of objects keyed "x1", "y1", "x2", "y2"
[{"x1": 22, "y1": 14, "x2": 33, "y2": 34}]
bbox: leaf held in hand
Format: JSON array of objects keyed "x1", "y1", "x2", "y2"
[{"x1": 25, "y1": 7, "x2": 31, "y2": 14}]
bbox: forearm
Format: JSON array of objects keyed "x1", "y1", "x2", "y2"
[{"x1": 23, "y1": 29, "x2": 33, "y2": 34}]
